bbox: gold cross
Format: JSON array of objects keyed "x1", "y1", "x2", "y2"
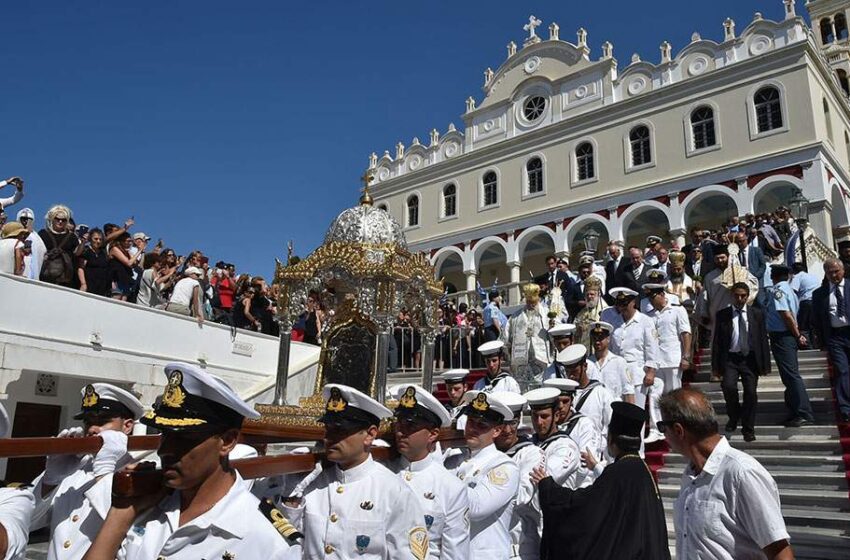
[{"x1": 360, "y1": 171, "x2": 373, "y2": 192}]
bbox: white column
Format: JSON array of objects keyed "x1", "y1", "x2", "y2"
[
  {"x1": 464, "y1": 271, "x2": 477, "y2": 306},
  {"x1": 509, "y1": 262, "x2": 521, "y2": 305}
]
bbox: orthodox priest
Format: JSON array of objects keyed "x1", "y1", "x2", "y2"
[
  {"x1": 504, "y1": 283, "x2": 552, "y2": 391},
  {"x1": 532, "y1": 402, "x2": 670, "y2": 560}
]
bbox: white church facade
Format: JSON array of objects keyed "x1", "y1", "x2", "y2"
[{"x1": 366, "y1": 1, "x2": 850, "y2": 304}]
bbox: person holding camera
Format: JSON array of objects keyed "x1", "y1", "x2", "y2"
[
  {"x1": 77, "y1": 228, "x2": 112, "y2": 296},
  {"x1": 0, "y1": 177, "x2": 24, "y2": 212}
]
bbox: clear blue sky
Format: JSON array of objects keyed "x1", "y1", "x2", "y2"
[{"x1": 0, "y1": 1, "x2": 807, "y2": 277}]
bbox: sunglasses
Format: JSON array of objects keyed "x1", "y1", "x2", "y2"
[
  {"x1": 53, "y1": 217, "x2": 68, "y2": 223},
  {"x1": 19, "y1": 217, "x2": 31, "y2": 224},
  {"x1": 656, "y1": 420, "x2": 675, "y2": 433}
]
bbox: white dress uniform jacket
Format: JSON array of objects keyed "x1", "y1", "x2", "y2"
[
  {"x1": 646, "y1": 304, "x2": 690, "y2": 368},
  {"x1": 284, "y1": 454, "x2": 430, "y2": 560},
  {"x1": 452, "y1": 443, "x2": 520, "y2": 560},
  {"x1": 573, "y1": 381, "x2": 615, "y2": 456},
  {"x1": 599, "y1": 309, "x2": 660, "y2": 381},
  {"x1": 536, "y1": 433, "x2": 581, "y2": 490},
  {"x1": 504, "y1": 439, "x2": 545, "y2": 560},
  {"x1": 473, "y1": 372, "x2": 521, "y2": 394},
  {"x1": 86, "y1": 473, "x2": 300, "y2": 560},
  {"x1": 557, "y1": 412, "x2": 601, "y2": 486},
  {"x1": 31, "y1": 454, "x2": 133, "y2": 560},
  {"x1": 396, "y1": 455, "x2": 470, "y2": 560},
  {"x1": 0, "y1": 484, "x2": 35, "y2": 560},
  {"x1": 586, "y1": 353, "x2": 633, "y2": 401}
]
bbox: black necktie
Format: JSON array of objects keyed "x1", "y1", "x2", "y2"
[
  {"x1": 739, "y1": 252, "x2": 745, "y2": 266},
  {"x1": 837, "y1": 284, "x2": 845, "y2": 320},
  {"x1": 737, "y1": 308, "x2": 749, "y2": 355}
]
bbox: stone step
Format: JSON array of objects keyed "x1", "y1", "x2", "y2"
[
  {"x1": 702, "y1": 386, "x2": 835, "y2": 402},
  {"x1": 662, "y1": 500, "x2": 850, "y2": 531},
  {"x1": 723, "y1": 424, "x2": 841, "y2": 438},
  {"x1": 660, "y1": 483, "x2": 850, "y2": 511},
  {"x1": 689, "y1": 374, "x2": 831, "y2": 391},
  {"x1": 662, "y1": 452, "x2": 847, "y2": 472},
  {"x1": 658, "y1": 468, "x2": 849, "y2": 492}
]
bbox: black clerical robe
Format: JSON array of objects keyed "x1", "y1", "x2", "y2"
[{"x1": 538, "y1": 455, "x2": 670, "y2": 560}]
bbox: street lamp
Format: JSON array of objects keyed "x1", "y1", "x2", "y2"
[
  {"x1": 583, "y1": 230, "x2": 600, "y2": 255},
  {"x1": 788, "y1": 187, "x2": 810, "y2": 272}
]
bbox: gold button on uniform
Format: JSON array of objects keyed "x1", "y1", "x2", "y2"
[
  {"x1": 404, "y1": 472, "x2": 413, "y2": 481},
  {"x1": 63, "y1": 540, "x2": 71, "y2": 549},
  {"x1": 336, "y1": 486, "x2": 344, "y2": 494},
  {"x1": 72, "y1": 515, "x2": 80, "y2": 522},
  {"x1": 324, "y1": 544, "x2": 335, "y2": 554},
  {"x1": 329, "y1": 513, "x2": 339, "y2": 523}
]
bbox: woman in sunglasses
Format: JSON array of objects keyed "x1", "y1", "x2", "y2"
[{"x1": 38, "y1": 204, "x2": 83, "y2": 287}]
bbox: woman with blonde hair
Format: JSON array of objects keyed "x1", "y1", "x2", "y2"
[{"x1": 38, "y1": 204, "x2": 83, "y2": 287}]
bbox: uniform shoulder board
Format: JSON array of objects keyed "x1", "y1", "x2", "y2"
[
  {"x1": 258, "y1": 498, "x2": 303, "y2": 544},
  {"x1": 0, "y1": 480, "x2": 31, "y2": 489}
]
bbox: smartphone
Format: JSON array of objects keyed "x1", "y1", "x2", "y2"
[{"x1": 200, "y1": 256, "x2": 209, "y2": 265}]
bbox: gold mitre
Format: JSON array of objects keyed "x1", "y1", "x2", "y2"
[
  {"x1": 668, "y1": 251, "x2": 686, "y2": 267},
  {"x1": 523, "y1": 283, "x2": 541, "y2": 298},
  {"x1": 584, "y1": 275, "x2": 603, "y2": 292}
]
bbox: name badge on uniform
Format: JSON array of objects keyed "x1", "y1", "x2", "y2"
[
  {"x1": 424, "y1": 514, "x2": 434, "y2": 529},
  {"x1": 356, "y1": 535, "x2": 370, "y2": 553}
]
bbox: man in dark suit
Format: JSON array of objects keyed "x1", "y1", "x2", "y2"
[
  {"x1": 712, "y1": 281, "x2": 770, "y2": 440},
  {"x1": 812, "y1": 258, "x2": 850, "y2": 423},
  {"x1": 614, "y1": 246, "x2": 653, "y2": 293},
  {"x1": 604, "y1": 241, "x2": 625, "y2": 304},
  {"x1": 534, "y1": 254, "x2": 570, "y2": 294},
  {"x1": 734, "y1": 231, "x2": 766, "y2": 286}
]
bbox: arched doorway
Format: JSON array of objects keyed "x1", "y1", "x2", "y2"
[
  {"x1": 832, "y1": 184, "x2": 850, "y2": 230},
  {"x1": 474, "y1": 240, "x2": 511, "y2": 297},
  {"x1": 567, "y1": 220, "x2": 610, "y2": 264},
  {"x1": 623, "y1": 205, "x2": 671, "y2": 250},
  {"x1": 754, "y1": 181, "x2": 798, "y2": 215},
  {"x1": 684, "y1": 190, "x2": 739, "y2": 233},
  {"x1": 433, "y1": 249, "x2": 465, "y2": 297},
  {"x1": 517, "y1": 228, "x2": 556, "y2": 282}
]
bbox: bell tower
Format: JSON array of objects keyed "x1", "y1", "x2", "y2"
[{"x1": 806, "y1": 0, "x2": 850, "y2": 96}]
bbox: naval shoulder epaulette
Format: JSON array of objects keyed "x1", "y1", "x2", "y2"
[
  {"x1": 258, "y1": 498, "x2": 303, "y2": 544},
  {"x1": 0, "y1": 480, "x2": 31, "y2": 489}
]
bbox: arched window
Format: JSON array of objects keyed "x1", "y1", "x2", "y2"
[
  {"x1": 629, "y1": 125, "x2": 652, "y2": 166},
  {"x1": 825, "y1": 98, "x2": 834, "y2": 143},
  {"x1": 576, "y1": 142, "x2": 595, "y2": 181},
  {"x1": 754, "y1": 86, "x2": 783, "y2": 133},
  {"x1": 406, "y1": 195, "x2": 419, "y2": 227},
  {"x1": 482, "y1": 171, "x2": 498, "y2": 206},
  {"x1": 836, "y1": 13, "x2": 848, "y2": 41},
  {"x1": 839, "y1": 70, "x2": 850, "y2": 96},
  {"x1": 526, "y1": 157, "x2": 543, "y2": 194},
  {"x1": 822, "y1": 18, "x2": 835, "y2": 44},
  {"x1": 443, "y1": 184, "x2": 457, "y2": 217},
  {"x1": 845, "y1": 131, "x2": 850, "y2": 166},
  {"x1": 691, "y1": 106, "x2": 717, "y2": 150}
]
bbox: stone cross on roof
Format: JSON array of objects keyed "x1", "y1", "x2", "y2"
[{"x1": 523, "y1": 15, "x2": 542, "y2": 46}]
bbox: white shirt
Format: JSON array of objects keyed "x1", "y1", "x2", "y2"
[
  {"x1": 452, "y1": 443, "x2": 519, "y2": 560},
  {"x1": 284, "y1": 454, "x2": 428, "y2": 560},
  {"x1": 396, "y1": 455, "x2": 470, "y2": 560},
  {"x1": 555, "y1": 414, "x2": 598, "y2": 487},
  {"x1": 600, "y1": 308, "x2": 659, "y2": 378},
  {"x1": 829, "y1": 280, "x2": 849, "y2": 328},
  {"x1": 0, "y1": 484, "x2": 35, "y2": 560},
  {"x1": 92, "y1": 473, "x2": 300, "y2": 560},
  {"x1": 473, "y1": 372, "x2": 521, "y2": 394},
  {"x1": 573, "y1": 381, "x2": 614, "y2": 458},
  {"x1": 0, "y1": 239, "x2": 19, "y2": 274},
  {"x1": 647, "y1": 304, "x2": 691, "y2": 367},
  {"x1": 674, "y1": 437, "x2": 789, "y2": 560},
  {"x1": 729, "y1": 306, "x2": 750, "y2": 354},
  {"x1": 587, "y1": 353, "x2": 634, "y2": 400},
  {"x1": 168, "y1": 277, "x2": 199, "y2": 306},
  {"x1": 23, "y1": 231, "x2": 46, "y2": 280},
  {"x1": 504, "y1": 441, "x2": 544, "y2": 560},
  {"x1": 536, "y1": 433, "x2": 580, "y2": 490}
]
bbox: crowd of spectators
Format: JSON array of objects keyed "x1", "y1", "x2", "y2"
[{"x1": 0, "y1": 178, "x2": 279, "y2": 335}]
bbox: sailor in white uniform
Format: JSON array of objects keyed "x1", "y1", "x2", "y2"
[
  {"x1": 30, "y1": 383, "x2": 144, "y2": 560},
  {"x1": 473, "y1": 341, "x2": 522, "y2": 394},
  {"x1": 84, "y1": 363, "x2": 302, "y2": 560},
  {"x1": 540, "y1": 323, "x2": 576, "y2": 381},
  {"x1": 586, "y1": 321, "x2": 635, "y2": 403},
  {"x1": 541, "y1": 376, "x2": 600, "y2": 487},
  {"x1": 443, "y1": 368, "x2": 470, "y2": 431},
  {"x1": 391, "y1": 384, "x2": 470, "y2": 560},
  {"x1": 643, "y1": 283, "x2": 692, "y2": 397},
  {"x1": 452, "y1": 391, "x2": 520, "y2": 560},
  {"x1": 0, "y1": 403, "x2": 34, "y2": 560},
  {"x1": 601, "y1": 287, "x2": 663, "y2": 442},
  {"x1": 525, "y1": 388, "x2": 581, "y2": 491},
  {"x1": 493, "y1": 392, "x2": 544, "y2": 560},
  {"x1": 281, "y1": 384, "x2": 429, "y2": 559}
]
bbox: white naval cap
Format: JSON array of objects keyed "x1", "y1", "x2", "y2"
[
  {"x1": 477, "y1": 340, "x2": 505, "y2": 356},
  {"x1": 642, "y1": 282, "x2": 667, "y2": 292},
  {"x1": 460, "y1": 390, "x2": 514, "y2": 423},
  {"x1": 556, "y1": 343, "x2": 589, "y2": 366},
  {"x1": 578, "y1": 255, "x2": 595, "y2": 266},
  {"x1": 141, "y1": 362, "x2": 260, "y2": 432},
  {"x1": 609, "y1": 287, "x2": 639, "y2": 304},
  {"x1": 392, "y1": 384, "x2": 452, "y2": 428},
  {"x1": 589, "y1": 321, "x2": 614, "y2": 336},
  {"x1": 0, "y1": 402, "x2": 9, "y2": 438},
  {"x1": 74, "y1": 382, "x2": 145, "y2": 421},
  {"x1": 320, "y1": 383, "x2": 393, "y2": 427},
  {"x1": 494, "y1": 391, "x2": 527, "y2": 418},
  {"x1": 229, "y1": 443, "x2": 259, "y2": 461},
  {"x1": 646, "y1": 235, "x2": 663, "y2": 245},
  {"x1": 524, "y1": 387, "x2": 561, "y2": 409},
  {"x1": 543, "y1": 378, "x2": 580, "y2": 395},
  {"x1": 441, "y1": 369, "x2": 470, "y2": 383},
  {"x1": 548, "y1": 323, "x2": 576, "y2": 339}
]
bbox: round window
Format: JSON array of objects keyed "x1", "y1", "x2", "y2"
[{"x1": 523, "y1": 95, "x2": 547, "y2": 122}]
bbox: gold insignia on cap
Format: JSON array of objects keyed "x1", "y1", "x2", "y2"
[
  {"x1": 487, "y1": 466, "x2": 509, "y2": 486},
  {"x1": 409, "y1": 527, "x2": 429, "y2": 560},
  {"x1": 326, "y1": 387, "x2": 347, "y2": 412},
  {"x1": 471, "y1": 393, "x2": 490, "y2": 412},
  {"x1": 399, "y1": 386, "x2": 417, "y2": 409},
  {"x1": 222, "y1": 552, "x2": 235, "y2": 560},
  {"x1": 82, "y1": 385, "x2": 99, "y2": 408},
  {"x1": 162, "y1": 370, "x2": 186, "y2": 409}
]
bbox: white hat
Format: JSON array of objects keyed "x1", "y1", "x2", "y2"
[
  {"x1": 393, "y1": 384, "x2": 451, "y2": 428},
  {"x1": 15, "y1": 208, "x2": 34, "y2": 221},
  {"x1": 460, "y1": 390, "x2": 513, "y2": 422},
  {"x1": 74, "y1": 383, "x2": 145, "y2": 420},
  {"x1": 0, "y1": 402, "x2": 9, "y2": 438},
  {"x1": 548, "y1": 323, "x2": 576, "y2": 339},
  {"x1": 642, "y1": 283, "x2": 667, "y2": 292},
  {"x1": 556, "y1": 344, "x2": 588, "y2": 366},
  {"x1": 478, "y1": 340, "x2": 505, "y2": 356},
  {"x1": 647, "y1": 235, "x2": 663, "y2": 245},
  {"x1": 442, "y1": 369, "x2": 470, "y2": 383},
  {"x1": 229, "y1": 443, "x2": 259, "y2": 461},
  {"x1": 494, "y1": 391, "x2": 527, "y2": 417},
  {"x1": 608, "y1": 287, "x2": 638, "y2": 302},
  {"x1": 543, "y1": 378, "x2": 580, "y2": 395},
  {"x1": 184, "y1": 266, "x2": 203, "y2": 276},
  {"x1": 524, "y1": 387, "x2": 561, "y2": 409},
  {"x1": 589, "y1": 321, "x2": 614, "y2": 335},
  {"x1": 578, "y1": 255, "x2": 595, "y2": 266},
  {"x1": 141, "y1": 362, "x2": 260, "y2": 432},
  {"x1": 132, "y1": 232, "x2": 151, "y2": 242},
  {"x1": 321, "y1": 383, "x2": 392, "y2": 426}
]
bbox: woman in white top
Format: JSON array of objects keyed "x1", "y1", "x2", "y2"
[
  {"x1": 166, "y1": 266, "x2": 204, "y2": 324},
  {"x1": 0, "y1": 221, "x2": 29, "y2": 275}
]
